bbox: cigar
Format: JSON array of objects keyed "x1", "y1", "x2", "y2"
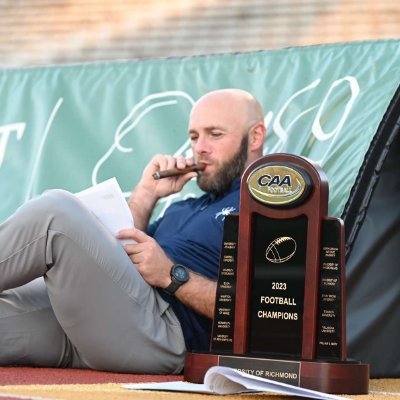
[{"x1": 152, "y1": 164, "x2": 205, "y2": 180}]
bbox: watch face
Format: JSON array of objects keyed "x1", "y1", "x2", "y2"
[{"x1": 173, "y1": 265, "x2": 189, "y2": 282}]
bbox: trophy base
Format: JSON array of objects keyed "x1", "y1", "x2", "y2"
[{"x1": 184, "y1": 352, "x2": 369, "y2": 394}]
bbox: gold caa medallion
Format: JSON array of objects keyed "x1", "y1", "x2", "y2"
[{"x1": 247, "y1": 164, "x2": 308, "y2": 206}]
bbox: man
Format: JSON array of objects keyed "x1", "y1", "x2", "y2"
[{"x1": 0, "y1": 89, "x2": 266, "y2": 374}]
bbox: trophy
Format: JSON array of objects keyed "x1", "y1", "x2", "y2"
[{"x1": 184, "y1": 153, "x2": 369, "y2": 394}]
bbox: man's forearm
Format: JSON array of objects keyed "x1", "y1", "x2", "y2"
[
  {"x1": 128, "y1": 187, "x2": 158, "y2": 231},
  {"x1": 174, "y1": 272, "x2": 217, "y2": 319}
]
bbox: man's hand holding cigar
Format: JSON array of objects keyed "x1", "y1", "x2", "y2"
[{"x1": 128, "y1": 154, "x2": 203, "y2": 230}]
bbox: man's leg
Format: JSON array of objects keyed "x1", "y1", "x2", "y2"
[
  {"x1": 0, "y1": 190, "x2": 185, "y2": 373},
  {"x1": 0, "y1": 278, "x2": 86, "y2": 368}
]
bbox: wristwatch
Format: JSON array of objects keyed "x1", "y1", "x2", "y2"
[{"x1": 164, "y1": 264, "x2": 190, "y2": 295}]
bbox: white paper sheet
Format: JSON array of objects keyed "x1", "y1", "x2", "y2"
[
  {"x1": 75, "y1": 178, "x2": 134, "y2": 243},
  {"x1": 204, "y1": 366, "x2": 350, "y2": 398},
  {"x1": 123, "y1": 381, "x2": 213, "y2": 394},
  {"x1": 123, "y1": 366, "x2": 350, "y2": 399}
]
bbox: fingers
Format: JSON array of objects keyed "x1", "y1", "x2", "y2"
[
  {"x1": 176, "y1": 155, "x2": 192, "y2": 169},
  {"x1": 152, "y1": 154, "x2": 194, "y2": 172},
  {"x1": 154, "y1": 154, "x2": 176, "y2": 172},
  {"x1": 117, "y1": 228, "x2": 156, "y2": 261},
  {"x1": 117, "y1": 228, "x2": 149, "y2": 243},
  {"x1": 117, "y1": 229, "x2": 146, "y2": 264}
]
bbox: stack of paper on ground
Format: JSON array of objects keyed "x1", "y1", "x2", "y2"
[
  {"x1": 75, "y1": 178, "x2": 134, "y2": 243},
  {"x1": 124, "y1": 366, "x2": 350, "y2": 399}
]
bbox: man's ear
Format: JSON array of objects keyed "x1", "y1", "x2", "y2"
[{"x1": 249, "y1": 122, "x2": 266, "y2": 151}]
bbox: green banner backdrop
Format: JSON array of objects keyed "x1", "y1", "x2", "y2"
[{"x1": 1, "y1": 39, "x2": 399, "y2": 223}]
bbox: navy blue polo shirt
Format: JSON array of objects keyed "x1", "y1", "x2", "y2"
[{"x1": 147, "y1": 179, "x2": 240, "y2": 351}]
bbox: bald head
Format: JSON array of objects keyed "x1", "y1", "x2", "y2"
[{"x1": 190, "y1": 89, "x2": 264, "y2": 133}]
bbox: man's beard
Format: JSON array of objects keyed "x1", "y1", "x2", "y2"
[{"x1": 197, "y1": 135, "x2": 248, "y2": 196}]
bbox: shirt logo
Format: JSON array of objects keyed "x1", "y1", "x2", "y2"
[{"x1": 215, "y1": 206, "x2": 236, "y2": 221}]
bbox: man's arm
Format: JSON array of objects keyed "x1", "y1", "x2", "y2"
[
  {"x1": 128, "y1": 154, "x2": 197, "y2": 230},
  {"x1": 117, "y1": 228, "x2": 217, "y2": 319},
  {"x1": 174, "y1": 271, "x2": 217, "y2": 319},
  {"x1": 127, "y1": 185, "x2": 158, "y2": 232}
]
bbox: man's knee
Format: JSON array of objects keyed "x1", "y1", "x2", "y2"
[
  {"x1": 30, "y1": 189, "x2": 86, "y2": 224},
  {"x1": 39, "y1": 189, "x2": 79, "y2": 211}
]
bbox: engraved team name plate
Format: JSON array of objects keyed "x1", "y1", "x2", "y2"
[{"x1": 184, "y1": 153, "x2": 369, "y2": 394}]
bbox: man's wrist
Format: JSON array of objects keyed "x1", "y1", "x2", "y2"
[
  {"x1": 164, "y1": 264, "x2": 190, "y2": 296},
  {"x1": 129, "y1": 185, "x2": 158, "y2": 209},
  {"x1": 128, "y1": 186, "x2": 158, "y2": 230}
]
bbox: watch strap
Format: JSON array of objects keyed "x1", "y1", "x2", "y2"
[
  {"x1": 164, "y1": 280, "x2": 182, "y2": 296},
  {"x1": 164, "y1": 264, "x2": 190, "y2": 296}
]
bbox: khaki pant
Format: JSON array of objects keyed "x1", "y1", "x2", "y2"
[{"x1": 0, "y1": 190, "x2": 185, "y2": 373}]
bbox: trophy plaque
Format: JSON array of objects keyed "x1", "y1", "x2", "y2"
[{"x1": 184, "y1": 153, "x2": 369, "y2": 394}]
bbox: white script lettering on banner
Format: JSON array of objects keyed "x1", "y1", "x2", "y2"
[
  {"x1": 0, "y1": 123, "x2": 26, "y2": 167},
  {"x1": 264, "y1": 76, "x2": 360, "y2": 164}
]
